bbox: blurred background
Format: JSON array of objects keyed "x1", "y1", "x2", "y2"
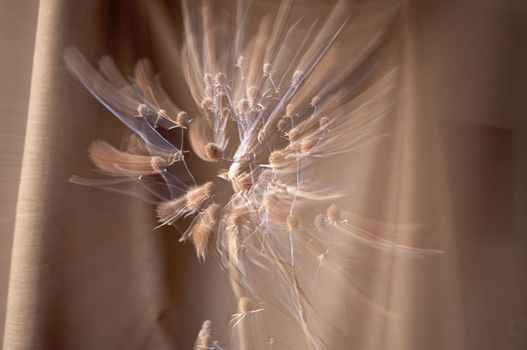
[{"x1": 0, "y1": 0, "x2": 526, "y2": 349}]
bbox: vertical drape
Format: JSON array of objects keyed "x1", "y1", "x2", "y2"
[
  {"x1": 0, "y1": 0, "x2": 39, "y2": 345},
  {"x1": 3, "y1": 1, "x2": 176, "y2": 348}
]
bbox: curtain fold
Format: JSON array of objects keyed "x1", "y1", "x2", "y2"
[
  {"x1": 3, "y1": 1, "x2": 175, "y2": 349},
  {"x1": 0, "y1": 0, "x2": 38, "y2": 345}
]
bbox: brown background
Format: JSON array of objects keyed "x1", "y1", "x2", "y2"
[{"x1": 0, "y1": 0, "x2": 526, "y2": 349}]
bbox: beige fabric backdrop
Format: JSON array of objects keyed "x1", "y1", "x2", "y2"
[{"x1": 0, "y1": 0, "x2": 526, "y2": 349}]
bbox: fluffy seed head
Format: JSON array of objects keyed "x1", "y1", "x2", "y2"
[
  {"x1": 204, "y1": 143, "x2": 223, "y2": 162},
  {"x1": 204, "y1": 203, "x2": 221, "y2": 223},
  {"x1": 292, "y1": 70, "x2": 303, "y2": 85},
  {"x1": 237, "y1": 98, "x2": 251, "y2": 114},
  {"x1": 214, "y1": 72, "x2": 227, "y2": 87},
  {"x1": 327, "y1": 204, "x2": 341, "y2": 223},
  {"x1": 157, "y1": 109, "x2": 169, "y2": 120},
  {"x1": 186, "y1": 182, "x2": 215, "y2": 212},
  {"x1": 286, "y1": 103, "x2": 295, "y2": 117},
  {"x1": 277, "y1": 118, "x2": 288, "y2": 132},
  {"x1": 310, "y1": 95, "x2": 321, "y2": 107},
  {"x1": 247, "y1": 85, "x2": 258, "y2": 101},
  {"x1": 232, "y1": 172, "x2": 252, "y2": 193},
  {"x1": 220, "y1": 107, "x2": 232, "y2": 120},
  {"x1": 195, "y1": 320, "x2": 212, "y2": 350},
  {"x1": 168, "y1": 152, "x2": 182, "y2": 164},
  {"x1": 89, "y1": 140, "x2": 162, "y2": 177},
  {"x1": 268, "y1": 150, "x2": 286, "y2": 166},
  {"x1": 287, "y1": 126, "x2": 301, "y2": 141},
  {"x1": 192, "y1": 204, "x2": 220, "y2": 261},
  {"x1": 176, "y1": 111, "x2": 191, "y2": 126},
  {"x1": 202, "y1": 182, "x2": 215, "y2": 197},
  {"x1": 150, "y1": 156, "x2": 168, "y2": 173},
  {"x1": 314, "y1": 214, "x2": 326, "y2": 230},
  {"x1": 238, "y1": 297, "x2": 252, "y2": 313},
  {"x1": 156, "y1": 199, "x2": 182, "y2": 224},
  {"x1": 201, "y1": 97, "x2": 213, "y2": 111},
  {"x1": 192, "y1": 222, "x2": 212, "y2": 261},
  {"x1": 137, "y1": 103, "x2": 149, "y2": 118},
  {"x1": 257, "y1": 130, "x2": 266, "y2": 143},
  {"x1": 319, "y1": 116, "x2": 330, "y2": 129},
  {"x1": 263, "y1": 63, "x2": 272, "y2": 77},
  {"x1": 236, "y1": 56, "x2": 246, "y2": 69}
]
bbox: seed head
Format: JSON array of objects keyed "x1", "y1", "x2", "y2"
[
  {"x1": 257, "y1": 130, "x2": 265, "y2": 143},
  {"x1": 277, "y1": 118, "x2": 288, "y2": 132},
  {"x1": 286, "y1": 103, "x2": 295, "y2": 118},
  {"x1": 204, "y1": 143, "x2": 223, "y2": 162},
  {"x1": 220, "y1": 107, "x2": 232, "y2": 120},
  {"x1": 195, "y1": 320, "x2": 212, "y2": 350},
  {"x1": 292, "y1": 70, "x2": 303, "y2": 86},
  {"x1": 247, "y1": 85, "x2": 259, "y2": 101},
  {"x1": 237, "y1": 98, "x2": 251, "y2": 114},
  {"x1": 204, "y1": 203, "x2": 221, "y2": 223},
  {"x1": 238, "y1": 297, "x2": 252, "y2": 313},
  {"x1": 287, "y1": 126, "x2": 301, "y2": 141},
  {"x1": 310, "y1": 95, "x2": 321, "y2": 108},
  {"x1": 232, "y1": 172, "x2": 253, "y2": 193},
  {"x1": 326, "y1": 204, "x2": 341, "y2": 223},
  {"x1": 192, "y1": 222, "x2": 212, "y2": 261},
  {"x1": 157, "y1": 109, "x2": 169, "y2": 120},
  {"x1": 150, "y1": 156, "x2": 168, "y2": 173},
  {"x1": 319, "y1": 116, "x2": 330, "y2": 129},
  {"x1": 236, "y1": 56, "x2": 246, "y2": 69},
  {"x1": 157, "y1": 197, "x2": 185, "y2": 225},
  {"x1": 214, "y1": 72, "x2": 227, "y2": 87},
  {"x1": 137, "y1": 103, "x2": 149, "y2": 118},
  {"x1": 186, "y1": 182, "x2": 215, "y2": 212},
  {"x1": 89, "y1": 140, "x2": 163, "y2": 177},
  {"x1": 263, "y1": 63, "x2": 272, "y2": 77},
  {"x1": 201, "y1": 97, "x2": 213, "y2": 111},
  {"x1": 168, "y1": 152, "x2": 182, "y2": 164},
  {"x1": 192, "y1": 203, "x2": 220, "y2": 261},
  {"x1": 268, "y1": 150, "x2": 286, "y2": 167},
  {"x1": 314, "y1": 214, "x2": 326, "y2": 231},
  {"x1": 176, "y1": 111, "x2": 191, "y2": 127},
  {"x1": 202, "y1": 182, "x2": 216, "y2": 197}
]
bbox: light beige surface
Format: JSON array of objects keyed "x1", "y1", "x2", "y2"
[{"x1": 0, "y1": 0, "x2": 526, "y2": 349}]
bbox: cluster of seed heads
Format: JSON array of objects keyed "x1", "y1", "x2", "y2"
[{"x1": 65, "y1": 1, "x2": 441, "y2": 349}]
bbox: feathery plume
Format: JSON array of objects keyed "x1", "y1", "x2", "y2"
[
  {"x1": 156, "y1": 182, "x2": 215, "y2": 226},
  {"x1": 190, "y1": 203, "x2": 221, "y2": 261},
  {"x1": 194, "y1": 320, "x2": 213, "y2": 350},
  {"x1": 89, "y1": 140, "x2": 180, "y2": 177}
]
